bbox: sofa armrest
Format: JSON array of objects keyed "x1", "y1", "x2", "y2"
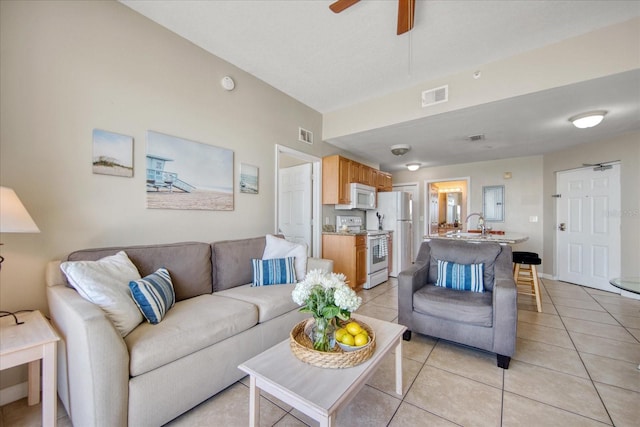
[
  {"x1": 397, "y1": 261, "x2": 430, "y2": 332},
  {"x1": 47, "y1": 268, "x2": 130, "y2": 427},
  {"x1": 491, "y1": 247, "x2": 518, "y2": 356},
  {"x1": 307, "y1": 257, "x2": 333, "y2": 273}
]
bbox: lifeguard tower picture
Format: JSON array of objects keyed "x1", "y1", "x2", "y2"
[
  {"x1": 146, "y1": 154, "x2": 195, "y2": 193},
  {"x1": 146, "y1": 131, "x2": 234, "y2": 211}
]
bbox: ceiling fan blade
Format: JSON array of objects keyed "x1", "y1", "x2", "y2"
[
  {"x1": 329, "y1": 0, "x2": 360, "y2": 14},
  {"x1": 397, "y1": 0, "x2": 416, "y2": 35}
]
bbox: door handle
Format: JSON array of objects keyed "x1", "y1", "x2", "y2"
[{"x1": 558, "y1": 223, "x2": 566, "y2": 231}]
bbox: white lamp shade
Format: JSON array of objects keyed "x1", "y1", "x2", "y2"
[
  {"x1": 406, "y1": 163, "x2": 421, "y2": 171},
  {"x1": 0, "y1": 187, "x2": 40, "y2": 233}
]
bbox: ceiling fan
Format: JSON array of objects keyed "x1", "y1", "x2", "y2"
[{"x1": 330, "y1": 0, "x2": 416, "y2": 35}]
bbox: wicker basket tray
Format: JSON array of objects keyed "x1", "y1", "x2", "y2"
[{"x1": 289, "y1": 317, "x2": 376, "y2": 369}]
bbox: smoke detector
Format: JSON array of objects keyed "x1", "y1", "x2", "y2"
[{"x1": 390, "y1": 144, "x2": 411, "y2": 156}]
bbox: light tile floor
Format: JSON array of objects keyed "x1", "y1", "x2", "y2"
[{"x1": 2, "y1": 278, "x2": 639, "y2": 426}]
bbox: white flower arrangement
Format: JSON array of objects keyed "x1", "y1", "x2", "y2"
[{"x1": 292, "y1": 269, "x2": 362, "y2": 320}]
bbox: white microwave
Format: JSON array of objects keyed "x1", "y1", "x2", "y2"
[{"x1": 335, "y1": 183, "x2": 377, "y2": 210}]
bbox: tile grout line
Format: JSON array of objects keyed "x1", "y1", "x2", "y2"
[{"x1": 545, "y1": 280, "x2": 616, "y2": 426}]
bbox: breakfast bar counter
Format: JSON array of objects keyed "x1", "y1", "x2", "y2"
[{"x1": 424, "y1": 232, "x2": 529, "y2": 245}]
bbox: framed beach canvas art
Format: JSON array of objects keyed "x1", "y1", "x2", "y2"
[
  {"x1": 146, "y1": 131, "x2": 234, "y2": 210},
  {"x1": 239, "y1": 163, "x2": 258, "y2": 194},
  {"x1": 92, "y1": 129, "x2": 134, "y2": 177}
]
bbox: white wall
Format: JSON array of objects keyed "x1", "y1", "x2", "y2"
[
  {"x1": 324, "y1": 18, "x2": 640, "y2": 140},
  {"x1": 0, "y1": 0, "x2": 335, "y2": 391},
  {"x1": 393, "y1": 156, "x2": 545, "y2": 259},
  {"x1": 543, "y1": 131, "x2": 640, "y2": 278}
]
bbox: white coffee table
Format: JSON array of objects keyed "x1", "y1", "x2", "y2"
[{"x1": 238, "y1": 315, "x2": 406, "y2": 427}]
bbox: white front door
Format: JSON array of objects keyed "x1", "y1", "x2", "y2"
[
  {"x1": 556, "y1": 164, "x2": 621, "y2": 292},
  {"x1": 278, "y1": 163, "x2": 312, "y2": 254}
]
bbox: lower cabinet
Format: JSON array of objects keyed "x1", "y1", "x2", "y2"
[{"x1": 322, "y1": 234, "x2": 366, "y2": 290}]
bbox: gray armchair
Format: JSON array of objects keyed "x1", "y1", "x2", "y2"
[{"x1": 398, "y1": 239, "x2": 517, "y2": 368}]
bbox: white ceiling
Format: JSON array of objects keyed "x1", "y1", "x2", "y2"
[{"x1": 120, "y1": 0, "x2": 640, "y2": 170}]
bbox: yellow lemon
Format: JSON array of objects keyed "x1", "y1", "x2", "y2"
[
  {"x1": 335, "y1": 328, "x2": 347, "y2": 342},
  {"x1": 345, "y1": 322, "x2": 362, "y2": 336},
  {"x1": 359, "y1": 329, "x2": 368, "y2": 338},
  {"x1": 340, "y1": 333, "x2": 355, "y2": 346},
  {"x1": 354, "y1": 333, "x2": 368, "y2": 347}
]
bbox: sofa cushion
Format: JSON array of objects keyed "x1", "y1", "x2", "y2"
[
  {"x1": 413, "y1": 285, "x2": 493, "y2": 327},
  {"x1": 212, "y1": 236, "x2": 267, "y2": 291},
  {"x1": 124, "y1": 294, "x2": 258, "y2": 376},
  {"x1": 263, "y1": 234, "x2": 307, "y2": 281},
  {"x1": 215, "y1": 283, "x2": 299, "y2": 323},
  {"x1": 252, "y1": 257, "x2": 297, "y2": 286},
  {"x1": 129, "y1": 268, "x2": 176, "y2": 324},
  {"x1": 60, "y1": 251, "x2": 143, "y2": 337},
  {"x1": 427, "y1": 240, "x2": 502, "y2": 291},
  {"x1": 67, "y1": 242, "x2": 212, "y2": 301},
  {"x1": 435, "y1": 260, "x2": 484, "y2": 293}
]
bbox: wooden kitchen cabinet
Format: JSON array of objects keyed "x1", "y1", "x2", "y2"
[
  {"x1": 376, "y1": 171, "x2": 393, "y2": 192},
  {"x1": 323, "y1": 155, "x2": 392, "y2": 204},
  {"x1": 355, "y1": 240, "x2": 367, "y2": 287},
  {"x1": 322, "y1": 155, "x2": 351, "y2": 204},
  {"x1": 322, "y1": 234, "x2": 366, "y2": 290}
]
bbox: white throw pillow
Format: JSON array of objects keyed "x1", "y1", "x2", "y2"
[
  {"x1": 60, "y1": 251, "x2": 143, "y2": 337},
  {"x1": 262, "y1": 234, "x2": 307, "y2": 281}
]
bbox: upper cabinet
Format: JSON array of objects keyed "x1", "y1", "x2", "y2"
[
  {"x1": 322, "y1": 155, "x2": 351, "y2": 204},
  {"x1": 374, "y1": 170, "x2": 392, "y2": 192},
  {"x1": 322, "y1": 155, "x2": 392, "y2": 204}
]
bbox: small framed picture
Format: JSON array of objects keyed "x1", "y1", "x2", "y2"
[
  {"x1": 92, "y1": 129, "x2": 134, "y2": 177},
  {"x1": 240, "y1": 163, "x2": 259, "y2": 194}
]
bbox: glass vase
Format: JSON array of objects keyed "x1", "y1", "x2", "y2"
[{"x1": 312, "y1": 317, "x2": 336, "y2": 352}]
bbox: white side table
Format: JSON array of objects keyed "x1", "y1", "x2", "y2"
[{"x1": 0, "y1": 310, "x2": 60, "y2": 427}]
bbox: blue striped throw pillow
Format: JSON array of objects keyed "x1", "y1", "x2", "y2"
[
  {"x1": 252, "y1": 257, "x2": 296, "y2": 286},
  {"x1": 435, "y1": 260, "x2": 485, "y2": 292},
  {"x1": 129, "y1": 268, "x2": 176, "y2": 324}
]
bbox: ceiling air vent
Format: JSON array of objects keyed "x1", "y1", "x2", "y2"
[
  {"x1": 421, "y1": 85, "x2": 448, "y2": 108},
  {"x1": 298, "y1": 127, "x2": 313, "y2": 144},
  {"x1": 468, "y1": 134, "x2": 485, "y2": 142}
]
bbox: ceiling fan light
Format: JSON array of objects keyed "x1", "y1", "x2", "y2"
[
  {"x1": 569, "y1": 110, "x2": 607, "y2": 129},
  {"x1": 406, "y1": 163, "x2": 420, "y2": 171},
  {"x1": 391, "y1": 144, "x2": 411, "y2": 156}
]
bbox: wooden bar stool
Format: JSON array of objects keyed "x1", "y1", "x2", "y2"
[{"x1": 513, "y1": 251, "x2": 542, "y2": 312}]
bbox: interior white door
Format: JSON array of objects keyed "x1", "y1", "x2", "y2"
[
  {"x1": 556, "y1": 164, "x2": 621, "y2": 292},
  {"x1": 278, "y1": 163, "x2": 312, "y2": 254}
]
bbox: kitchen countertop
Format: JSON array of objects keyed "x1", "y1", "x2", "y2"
[
  {"x1": 322, "y1": 231, "x2": 368, "y2": 236},
  {"x1": 322, "y1": 230, "x2": 391, "y2": 236},
  {"x1": 424, "y1": 232, "x2": 529, "y2": 245}
]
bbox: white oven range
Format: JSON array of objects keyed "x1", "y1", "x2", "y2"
[{"x1": 365, "y1": 231, "x2": 389, "y2": 289}]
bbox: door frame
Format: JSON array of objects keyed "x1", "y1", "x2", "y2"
[
  {"x1": 424, "y1": 177, "x2": 471, "y2": 237},
  {"x1": 275, "y1": 145, "x2": 322, "y2": 257},
  {"x1": 554, "y1": 162, "x2": 621, "y2": 291}
]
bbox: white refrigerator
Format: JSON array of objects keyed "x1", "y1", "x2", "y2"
[{"x1": 367, "y1": 191, "x2": 413, "y2": 277}]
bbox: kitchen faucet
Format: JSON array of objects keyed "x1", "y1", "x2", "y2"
[{"x1": 465, "y1": 212, "x2": 487, "y2": 236}]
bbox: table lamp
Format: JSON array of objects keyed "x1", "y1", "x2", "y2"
[{"x1": 0, "y1": 186, "x2": 40, "y2": 324}]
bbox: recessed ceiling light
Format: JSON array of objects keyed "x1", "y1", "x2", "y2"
[
  {"x1": 390, "y1": 144, "x2": 411, "y2": 156},
  {"x1": 569, "y1": 110, "x2": 607, "y2": 128},
  {"x1": 406, "y1": 163, "x2": 421, "y2": 171}
]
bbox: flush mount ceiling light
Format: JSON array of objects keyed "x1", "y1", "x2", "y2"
[
  {"x1": 569, "y1": 110, "x2": 607, "y2": 129},
  {"x1": 406, "y1": 163, "x2": 421, "y2": 171},
  {"x1": 390, "y1": 144, "x2": 411, "y2": 156}
]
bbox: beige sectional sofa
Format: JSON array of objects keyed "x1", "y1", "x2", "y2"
[{"x1": 46, "y1": 236, "x2": 332, "y2": 427}]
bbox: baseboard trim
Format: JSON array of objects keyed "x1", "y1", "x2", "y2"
[
  {"x1": 538, "y1": 273, "x2": 556, "y2": 281},
  {"x1": 0, "y1": 381, "x2": 28, "y2": 406}
]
